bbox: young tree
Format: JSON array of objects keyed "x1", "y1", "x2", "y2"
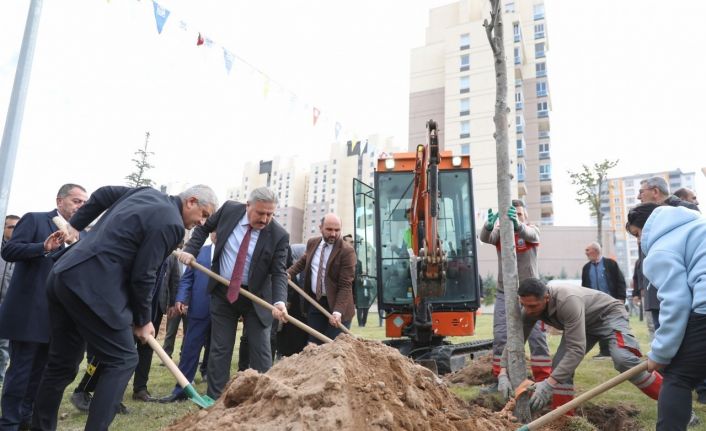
[
  {"x1": 484, "y1": 0, "x2": 530, "y2": 421},
  {"x1": 125, "y1": 132, "x2": 155, "y2": 188},
  {"x1": 568, "y1": 159, "x2": 619, "y2": 246}
]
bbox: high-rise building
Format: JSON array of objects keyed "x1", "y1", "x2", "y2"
[
  {"x1": 601, "y1": 169, "x2": 696, "y2": 277},
  {"x1": 409, "y1": 0, "x2": 553, "y2": 224},
  {"x1": 227, "y1": 157, "x2": 307, "y2": 243},
  {"x1": 301, "y1": 135, "x2": 398, "y2": 242}
]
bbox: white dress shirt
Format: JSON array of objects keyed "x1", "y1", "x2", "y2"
[{"x1": 219, "y1": 214, "x2": 260, "y2": 285}]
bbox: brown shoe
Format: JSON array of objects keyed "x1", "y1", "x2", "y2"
[{"x1": 132, "y1": 389, "x2": 155, "y2": 402}]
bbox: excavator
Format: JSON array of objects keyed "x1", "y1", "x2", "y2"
[{"x1": 353, "y1": 120, "x2": 492, "y2": 374}]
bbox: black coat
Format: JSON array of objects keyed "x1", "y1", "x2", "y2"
[
  {"x1": 0, "y1": 209, "x2": 63, "y2": 342},
  {"x1": 183, "y1": 201, "x2": 289, "y2": 327},
  {"x1": 581, "y1": 257, "x2": 627, "y2": 301},
  {"x1": 53, "y1": 186, "x2": 185, "y2": 330}
]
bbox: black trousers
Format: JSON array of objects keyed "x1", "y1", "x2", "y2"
[
  {"x1": 31, "y1": 272, "x2": 138, "y2": 431},
  {"x1": 162, "y1": 314, "x2": 186, "y2": 358},
  {"x1": 207, "y1": 288, "x2": 271, "y2": 399},
  {"x1": 657, "y1": 313, "x2": 706, "y2": 431},
  {"x1": 132, "y1": 311, "x2": 163, "y2": 393},
  {"x1": 307, "y1": 297, "x2": 351, "y2": 345},
  {"x1": 0, "y1": 341, "x2": 48, "y2": 429}
]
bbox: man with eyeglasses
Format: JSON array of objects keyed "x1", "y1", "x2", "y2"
[{"x1": 0, "y1": 184, "x2": 88, "y2": 430}]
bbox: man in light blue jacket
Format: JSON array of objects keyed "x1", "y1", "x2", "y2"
[{"x1": 627, "y1": 203, "x2": 706, "y2": 431}]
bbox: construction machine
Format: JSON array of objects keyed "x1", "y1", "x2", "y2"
[{"x1": 353, "y1": 120, "x2": 492, "y2": 374}]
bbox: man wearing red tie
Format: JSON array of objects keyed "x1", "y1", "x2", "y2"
[
  {"x1": 287, "y1": 213, "x2": 356, "y2": 344},
  {"x1": 177, "y1": 187, "x2": 289, "y2": 400}
]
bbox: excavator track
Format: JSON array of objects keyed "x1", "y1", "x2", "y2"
[{"x1": 383, "y1": 338, "x2": 494, "y2": 375}]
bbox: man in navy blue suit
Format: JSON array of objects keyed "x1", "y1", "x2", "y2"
[
  {"x1": 159, "y1": 233, "x2": 216, "y2": 403},
  {"x1": 0, "y1": 183, "x2": 88, "y2": 430},
  {"x1": 30, "y1": 185, "x2": 217, "y2": 431}
]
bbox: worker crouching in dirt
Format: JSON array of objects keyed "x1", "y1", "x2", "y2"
[{"x1": 498, "y1": 278, "x2": 661, "y2": 413}]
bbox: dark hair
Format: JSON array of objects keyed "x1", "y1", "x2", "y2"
[
  {"x1": 673, "y1": 187, "x2": 691, "y2": 200},
  {"x1": 342, "y1": 234, "x2": 353, "y2": 240},
  {"x1": 511, "y1": 199, "x2": 525, "y2": 208},
  {"x1": 626, "y1": 203, "x2": 661, "y2": 231},
  {"x1": 4, "y1": 215, "x2": 19, "y2": 221},
  {"x1": 518, "y1": 277, "x2": 547, "y2": 298},
  {"x1": 57, "y1": 183, "x2": 86, "y2": 198}
]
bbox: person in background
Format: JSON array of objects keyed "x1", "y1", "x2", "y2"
[{"x1": 0, "y1": 215, "x2": 19, "y2": 387}]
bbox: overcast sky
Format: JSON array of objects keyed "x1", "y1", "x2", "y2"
[{"x1": 1, "y1": 0, "x2": 705, "y2": 224}]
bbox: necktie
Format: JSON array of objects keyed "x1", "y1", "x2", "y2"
[
  {"x1": 227, "y1": 225, "x2": 253, "y2": 303},
  {"x1": 315, "y1": 243, "x2": 328, "y2": 300}
]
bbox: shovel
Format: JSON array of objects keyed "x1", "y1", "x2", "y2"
[
  {"x1": 286, "y1": 279, "x2": 355, "y2": 337},
  {"x1": 180, "y1": 253, "x2": 334, "y2": 344},
  {"x1": 145, "y1": 334, "x2": 215, "y2": 409},
  {"x1": 515, "y1": 361, "x2": 649, "y2": 431}
]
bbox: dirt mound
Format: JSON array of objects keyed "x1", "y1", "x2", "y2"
[
  {"x1": 444, "y1": 353, "x2": 495, "y2": 386},
  {"x1": 165, "y1": 335, "x2": 521, "y2": 431},
  {"x1": 577, "y1": 403, "x2": 642, "y2": 431}
]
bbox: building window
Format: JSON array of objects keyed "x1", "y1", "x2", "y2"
[
  {"x1": 460, "y1": 54, "x2": 470, "y2": 71},
  {"x1": 516, "y1": 115, "x2": 524, "y2": 133},
  {"x1": 537, "y1": 101, "x2": 548, "y2": 117},
  {"x1": 505, "y1": 1, "x2": 515, "y2": 13},
  {"x1": 517, "y1": 163, "x2": 525, "y2": 182},
  {"x1": 459, "y1": 33, "x2": 470, "y2": 50},
  {"x1": 513, "y1": 22, "x2": 520, "y2": 42},
  {"x1": 515, "y1": 91, "x2": 523, "y2": 110},
  {"x1": 459, "y1": 76, "x2": 470, "y2": 93},
  {"x1": 460, "y1": 143, "x2": 470, "y2": 155},
  {"x1": 539, "y1": 142, "x2": 549, "y2": 158},
  {"x1": 533, "y1": 3, "x2": 545, "y2": 20},
  {"x1": 536, "y1": 81, "x2": 547, "y2": 97},
  {"x1": 459, "y1": 120, "x2": 470, "y2": 138},
  {"x1": 459, "y1": 98, "x2": 470, "y2": 116},
  {"x1": 535, "y1": 42, "x2": 545, "y2": 58},
  {"x1": 539, "y1": 164, "x2": 551, "y2": 181},
  {"x1": 514, "y1": 47, "x2": 521, "y2": 65},
  {"x1": 516, "y1": 139, "x2": 525, "y2": 157},
  {"x1": 534, "y1": 23, "x2": 545, "y2": 39},
  {"x1": 536, "y1": 62, "x2": 546, "y2": 77}
]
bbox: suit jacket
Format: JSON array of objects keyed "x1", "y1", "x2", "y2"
[
  {"x1": 183, "y1": 201, "x2": 289, "y2": 326},
  {"x1": 287, "y1": 236, "x2": 356, "y2": 322},
  {"x1": 157, "y1": 253, "x2": 181, "y2": 313},
  {"x1": 0, "y1": 209, "x2": 63, "y2": 342},
  {"x1": 581, "y1": 257, "x2": 627, "y2": 301},
  {"x1": 176, "y1": 244, "x2": 212, "y2": 320},
  {"x1": 53, "y1": 186, "x2": 185, "y2": 330}
]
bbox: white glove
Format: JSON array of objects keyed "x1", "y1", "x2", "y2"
[
  {"x1": 529, "y1": 379, "x2": 554, "y2": 411},
  {"x1": 498, "y1": 374, "x2": 513, "y2": 400}
]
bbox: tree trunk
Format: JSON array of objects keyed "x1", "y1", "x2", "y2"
[{"x1": 485, "y1": 0, "x2": 531, "y2": 422}]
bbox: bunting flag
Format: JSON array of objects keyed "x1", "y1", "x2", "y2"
[
  {"x1": 178, "y1": 20, "x2": 188, "y2": 31},
  {"x1": 335, "y1": 122, "x2": 342, "y2": 140},
  {"x1": 204, "y1": 37, "x2": 214, "y2": 48},
  {"x1": 197, "y1": 32, "x2": 204, "y2": 46},
  {"x1": 223, "y1": 48, "x2": 234, "y2": 74},
  {"x1": 152, "y1": 1, "x2": 170, "y2": 34},
  {"x1": 312, "y1": 107, "x2": 321, "y2": 126}
]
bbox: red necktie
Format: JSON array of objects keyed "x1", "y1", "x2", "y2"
[
  {"x1": 315, "y1": 243, "x2": 328, "y2": 300},
  {"x1": 227, "y1": 225, "x2": 253, "y2": 303}
]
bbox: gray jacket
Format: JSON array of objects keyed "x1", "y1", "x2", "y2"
[
  {"x1": 480, "y1": 222, "x2": 540, "y2": 293},
  {"x1": 0, "y1": 240, "x2": 13, "y2": 303}
]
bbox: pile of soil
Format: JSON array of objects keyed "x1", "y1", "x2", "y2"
[
  {"x1": 165, "y1": 335, "x2": 521, "y2": 431},
  {"x1": 444, "y1": 353, "x2": 495, "y2": 386}
]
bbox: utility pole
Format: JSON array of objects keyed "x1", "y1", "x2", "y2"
[{"x1": 0, "y1": 0, "x2": 43, "y2": 220}]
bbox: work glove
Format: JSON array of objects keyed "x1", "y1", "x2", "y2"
[
  {"x1": 529, "y1": 379, "x2": 554, "y2": 412},
  {"x1": 508, "y1": 206, "x2": 520, "y2": 231},
  {"x1": 485, "y1": 209, "x2": 499, "y2": 231},
  {"x1": 497, "y1": 374, "x2": 513, "y2": 401}
]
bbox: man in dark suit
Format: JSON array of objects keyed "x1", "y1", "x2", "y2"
[
  {"x1": 30, "y1": 184, "x2": 217, "y2": 431},
  {"x1": 0, "y1": 183, "x2": 87, "y2": 430},
  {"x1": 177, "y1": 186, "x2": 289, "y2": 400},
  {"x1": 582, "y1": 241, "x2": 626, "y2": 359},
  {"x1": 287, "y1": 213, "x2": 356, "y2": 344},
  {"x1": 160, "y1": 233, "x2": 216, "y2": 403}
]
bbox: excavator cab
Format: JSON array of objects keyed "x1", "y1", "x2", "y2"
[{"x1": 353, "y1": 146, "x2": 488, "y2": 373}]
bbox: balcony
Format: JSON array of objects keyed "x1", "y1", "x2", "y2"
[
  {"x1": 537, "y1": 89, "x2": 548, "y2": 97},
  {"x1": 540, "y1": 216, "x2": 554, "y2": 225},
  {"x1": 538, "y1": 130, "x2": 550, "y2": 139},
  {"x1": 515, "y1": 79, "x2": 523, "y2": 87},
  {"x1": 534, "y1": 12, "x2": 545, "y2": 20},
  {"x1": 459, "y1": 110, "x2": 469, "y2": 116},
  {"x1": 535, "y1": 31, "x2": 545, "y2": 39},
  {"x1": 536, "y1": 50, "x2": 545, "y2": 58},
  {"x1": 518, "y1": 172, "x2": 526, "y2": 182},
  {"x1": 460, "y1": 65, "x2": 469, "y2": 72},
  {"x1": 514, "y1": 56, "x2": 521, "y2": 65},
  {"x1": 540, "y1": 173, "x2": 551, "y2": 181},
  {"x1": 539, "y1": 151, "x2": 550, "y2": 160},
  {"x1": 514, "y1": 33, "x2": 520, "y2": 43},
  {"x1": 538, "y1": 110, "x2": 548, "y2": 118},
  {"x1": 516, "y1": 101, "x2": 523, "y2": 110},
  {"x1": 536, "y1": 69, "x2": 546, "y2": 78},
  {"x1": 460, "y1": 88, "x2": 469, "y2": 94},
  {"x1": 517, "y1": 147, "x2": 525, "y2": 158},
  {"x1": 459, "y1": 133, "x2": 470, "y2": 139},
  {"x1": 540, "y1": 194, "x2": 552, "y2": 203},
  {"x1": 516, "y1": 124, "x2": 524, "y2": 133}
]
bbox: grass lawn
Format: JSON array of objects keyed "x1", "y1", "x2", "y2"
[{"x1": 54, "y1": 313, "x2": 706, "y2": 430}]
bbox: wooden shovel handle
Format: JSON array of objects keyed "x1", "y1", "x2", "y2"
[{"x1": 287, "y1": 279, "x2": 354, "y2": 336}]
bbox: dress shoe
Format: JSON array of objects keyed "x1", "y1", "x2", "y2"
[
  {"x1": 158, "y1": 392, "x2": 188, "y2": 403},
  {"x1": 132, "y1": 389, "x2": 156, "y2": 402},
  {"x1": 70, "y1": 391, "x2": 92, "y2": 412},
  {"x1": 117, "y1": 402, "x2": 130, "y2": 415}
]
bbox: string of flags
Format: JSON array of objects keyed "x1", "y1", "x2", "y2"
[{"x1": 143, "y1": 0, "x2": 354, "y2": 142}]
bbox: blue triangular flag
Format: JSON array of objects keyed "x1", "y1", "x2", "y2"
[
  {"x1": 335, "y1": 122, "x2": 342, "y2": 140},
  {"x1": 152, "y1": 1, "x2": 170, "y2": 34},
  {"x1": 223, "y1": 49, "x2": 234, "y2": 74}
]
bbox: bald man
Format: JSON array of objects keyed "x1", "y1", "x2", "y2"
[{"x1": 288, "y1": 214, "x2": 356, "y2": 344}]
